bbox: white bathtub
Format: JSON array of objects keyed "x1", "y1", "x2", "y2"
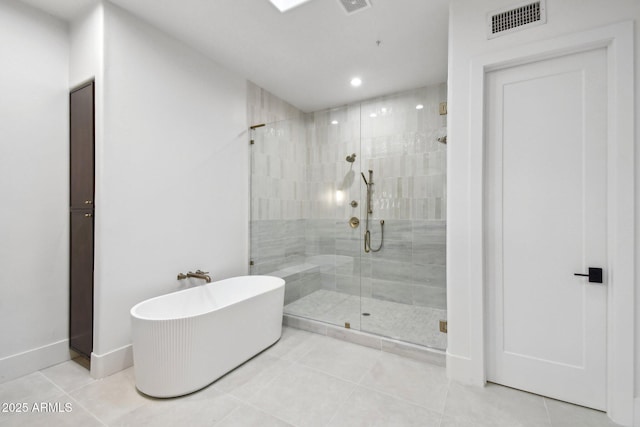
[{"x1": 130, "y1": 275, "x2": 285, "y2": 398}]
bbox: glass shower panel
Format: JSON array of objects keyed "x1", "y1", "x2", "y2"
[
  {"x1": 250, "y1": 119, "x2": 307, "y2": 300},
  {"x1": 359, "y1": 86, "x2": 448, "y2": 349},
  {"x1": 250, "y1": 109, "x2": 363, "y2": 331}
]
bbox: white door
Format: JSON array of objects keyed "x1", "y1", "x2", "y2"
[{"x1": 485, "y1": 47, "x2": 608, "y2": 410}]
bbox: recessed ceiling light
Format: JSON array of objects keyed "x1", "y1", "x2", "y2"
[
  {"x1": 416, "y1": 104, "x2": 424, "y2": 110},
  {"x1": 350, "y1": 77, "x2": 362, "y2": 87},
  {"x1": 268, "y1": 0, "x2": 313, "y2": 12},
  {"x1": 381, "y1": 107, "x2": 387, "y2": 113},
  {"x1": 369, "y1": 113, "x2": 377, "y2": 118},
  {"x1": 331, "y1": 120, "x2": 339, "y2": 125}
]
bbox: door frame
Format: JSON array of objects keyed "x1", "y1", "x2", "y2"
[{"x1": 466, "y1": 22, "x2": 634, "y2": 425}]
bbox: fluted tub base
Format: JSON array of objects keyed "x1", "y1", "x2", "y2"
[{"x1": 130, "y1": 276, "x2": 285, "y2": 398}]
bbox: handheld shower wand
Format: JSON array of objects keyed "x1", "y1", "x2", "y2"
[{"x1": 361, "y1": 170, "x2": 384, "y2": 253}]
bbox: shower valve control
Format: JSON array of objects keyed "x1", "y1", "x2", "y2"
[{"x1": 350, "y1": 200, "x2": 358, "y2": 208}]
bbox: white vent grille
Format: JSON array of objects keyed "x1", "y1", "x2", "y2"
[
  {"x1": 338, "y1": 0, "x2": 371, "y2": 15},
  {"x1": 488, "y1": 0, "x2": 546, "y2": 39}
]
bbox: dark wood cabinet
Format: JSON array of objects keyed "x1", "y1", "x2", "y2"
[
  {"x1": 69, "y1": 81, "x2": 95, "y2": 358},
  {"x1": 69, "y1": 210, "x2": 94, "y2": 356},
  {"x1": 70, "y1": 82, "x2": 94, "y2": 209}
]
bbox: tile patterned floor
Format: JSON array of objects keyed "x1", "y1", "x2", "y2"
[
  {"x1": 0, "y1": 326, "x2": 622, "y2": 427},
  {"x1": 285, "y1": 290, "x2": 447, "y2": 349}
]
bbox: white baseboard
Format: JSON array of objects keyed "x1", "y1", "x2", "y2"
[
  {"x1": 90, "y1": 344, "x2": 133, "y2": 379},
  {"x1": 0, "y1": 340, "x2": 71, "y2": 384},
  {"x1": 446, "y1": 351, "x2": 485, "y2": 386}
]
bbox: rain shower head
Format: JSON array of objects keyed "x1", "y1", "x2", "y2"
[{"x1": 346, "y1": 153, "x2": 356, "y2": 163}]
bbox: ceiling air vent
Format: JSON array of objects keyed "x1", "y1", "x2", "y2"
[
  {"x1": 338, "y1": 0, "x2": 371, "y2": 15},
  {"x1": 487, "y1": 0, "x2": 546, "y2": 39}
]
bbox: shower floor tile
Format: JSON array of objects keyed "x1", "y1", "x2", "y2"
[
  {"x1": 284, "y1": 289, "x2": 447, "y2": 349},
  {"x1": 284, "y1": 289, "x2": 351, "y2": 319}
]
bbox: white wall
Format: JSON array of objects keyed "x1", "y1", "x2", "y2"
[
  {"x1": 69, "y1": 4, "x2": 103, "y2": 88},
  {"x1": 90, "y1": 2, "x2": 248, "y2": 375},
  {"x1": 447, "y1": 0, "x2": 639, "y2": 424},
  {"x1": 0, "y1": 0, "x2": 70, "y2": 382}
]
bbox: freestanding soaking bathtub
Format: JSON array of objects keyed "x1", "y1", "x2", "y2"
[{"x1": 130, "y1": 275, "x2": 285, "y2": 398}]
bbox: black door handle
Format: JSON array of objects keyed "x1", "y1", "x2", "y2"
[{"x1": 574, "y1": 267, "x2": 603, "y2": 283}]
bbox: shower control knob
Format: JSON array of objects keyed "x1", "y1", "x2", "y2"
[
  {"x1": 350, "y1": 200, "x2": 358, "y2": 208},
  {"x1": 349, "y1": 217, "x2": 360, "y2": 229}
]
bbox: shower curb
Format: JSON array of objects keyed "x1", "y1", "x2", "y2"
[{"x1": 282, "y1": 314, "x2": 446, "y2": 367}]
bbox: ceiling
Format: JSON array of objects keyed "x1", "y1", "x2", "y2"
[{"x1": 20, "y1": 0, "x2": 449, "y2": 112}]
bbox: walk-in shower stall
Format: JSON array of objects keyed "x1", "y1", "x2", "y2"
[{"x1": 249, "y1": 84, "x2": 447, "y2": 350}]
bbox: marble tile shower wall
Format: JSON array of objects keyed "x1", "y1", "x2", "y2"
[
  {"x1": 247, "y1": 81, "x2": 304, "y2": 125},
  {"x1": 361, "y1": 84, "x2": 447, "y2": 222},
  {"x1": 249, "y1": 83, "x2": 447, "y2": 311},
  {"x1": 251, "y1": 118, "x2": 307, "y2": 221}
]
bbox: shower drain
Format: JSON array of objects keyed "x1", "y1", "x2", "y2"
[{"x1": 362, "y1": 312, "x2": 371, "y2": 316}]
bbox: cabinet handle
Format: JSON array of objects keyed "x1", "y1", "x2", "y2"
[
  {"x1": 84, "y1": 200, "x2": 93, "y2": 204},
  {"x1": 84, "y1": 213, "x2": 92, "y2": 218}
]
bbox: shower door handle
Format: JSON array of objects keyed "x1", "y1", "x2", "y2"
[{"x1": 574, "y1": 267, "x2": 603, "y2": 283}]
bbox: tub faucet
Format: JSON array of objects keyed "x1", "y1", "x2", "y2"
[{"x1": 177, "y1": 270, "x2": 212, "y2": 283}]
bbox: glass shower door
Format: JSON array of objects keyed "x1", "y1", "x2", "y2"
[
  {"x1": 358, "y1": 87, "x2": 448, "y2": 349},
  {"x1": 320, "y1": 105, "x2": 363, "y2": 331}
]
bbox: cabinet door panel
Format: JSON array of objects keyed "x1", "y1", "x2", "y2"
[
  {"x1": 69, "y1": 210, "x2": 94, "y2": 357},
  {"x1": 70, "y1": 82, "x2": 94, "y2": 208}
]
